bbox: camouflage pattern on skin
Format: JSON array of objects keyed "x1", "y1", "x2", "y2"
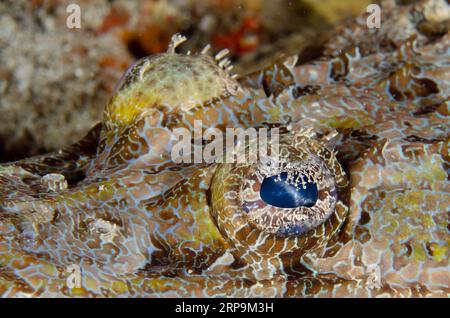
[{"x1": 0, "y1": 0, "x2": 449, "y2": 297}]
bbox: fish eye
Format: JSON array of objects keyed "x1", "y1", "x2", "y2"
[
  {"x1": 240, "y1": 156, "x2": 338, "y2": 237},
  {"x1": 259, "y1": 171, "x2": 318, "y2": 208},
  {"x1": 210, "y1": 132, "x2": 350, "y2": 270}
]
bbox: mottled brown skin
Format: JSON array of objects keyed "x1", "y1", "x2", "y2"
[{"x1": 0, "y1": 0, "x2": 449, "y2": 297}]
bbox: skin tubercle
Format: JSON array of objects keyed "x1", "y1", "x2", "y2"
[{"x1": 0, "y1": 1, "x2": 449, "y2": 297}]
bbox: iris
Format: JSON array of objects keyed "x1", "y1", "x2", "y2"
[{"x1": 260, "y1": 172, "x2": 318, "y2": 208}]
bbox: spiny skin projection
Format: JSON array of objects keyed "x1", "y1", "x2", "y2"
[{"x1": 0, "y1": 1, "x2": 449, "y2": 297}]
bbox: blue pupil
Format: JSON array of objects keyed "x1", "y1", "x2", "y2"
[{"x1": 260, "y1": 172, "x2": 318, "y2": 208}]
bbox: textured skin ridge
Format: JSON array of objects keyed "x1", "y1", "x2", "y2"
[{"x1": 0, "y1": 0, "x2": 449, "y2": 297}]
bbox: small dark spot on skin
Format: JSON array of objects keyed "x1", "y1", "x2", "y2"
[
  {"x1": 292, "y1": 85, "x2": 321, "y2": 98},
  {"x1": 52, "y1": 209, "x2": 61, "y2": 223},
  {"x1": 262, "y1": 80, "x2": 272, "y2": 97},
  {"x1": 412, "y1": 103, "x2": 441, "y2": 116},
  {"x1": 242, "y1": 279, "x2": 256, "y2": 288},
  {"x1": 403, "y1": 241, "x2": 412, "y2": 257},
  {"x1": 404, "y1": 135, "x2": 436, "y2": 143},
  {"x1": 21, "y1": 176, "x2": 37, "y2": 185},
  {"x1": 411, "y1": 66, "x2": 421, "y2": 75},
  {"x1": 263, "y1": 81, "x2": 284, "y2": 97},
  {"x1": 350, "y1": 129, "x2": 378, "y2": 141},
  {"x1": 359, "y1": 211, "x2": 371, "y2": 225},
  {"x1": 168, "y1": 166, "x2": 184, "y2": 172},
  {"x1": 230, "y1": 257, "x2": 247, "y2": 270},
  {"x1": 425, "y1": 242, "x2": 434, "y2": 257},
  {"x1": 389, "y1": 84, "x2": 403, "y2": 101},
  {"x1": 353, "y1": 255, "x2": 364, "y2": 267},
  {"x1": 160, "y1": 111, "x2": 182, "y2": 128},
  {"x1": 355, "y1": 226, "x2": 371, "y2": 244},
  {"x1": 443, "y1": 163, "x2": 450, "y2": 181},
  {"x1": 330, "y1": 54, "x2": 349, "y2": 81},
  {"x1": 42, "y1": 157, "x2": 64, "y2": 167},
  {"x1": 414, "y1": 78, "x2": 439, "y2": 97}
]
